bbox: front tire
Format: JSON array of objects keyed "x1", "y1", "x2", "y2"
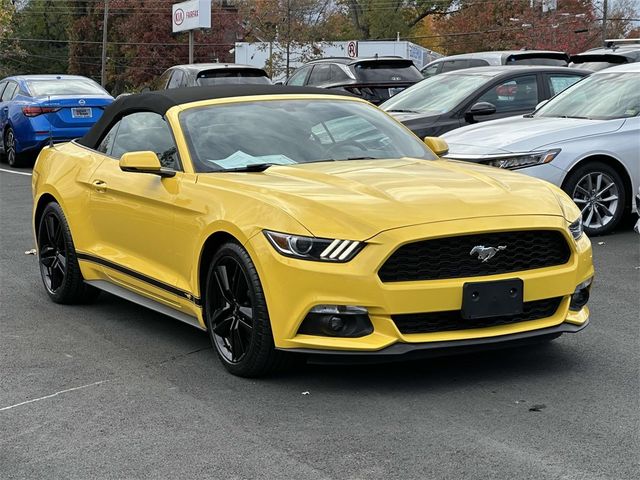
[
  {"x1": 204, "y1": 241, "x2": 286, "y2": 377},
  {"x1": 564, "y1": 161, "x2": 626, "y2": 236},
  {"x1": 37, "y1": 203, "x2": 100, "y2": 304}
]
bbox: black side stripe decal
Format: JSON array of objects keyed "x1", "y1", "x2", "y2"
[{"x1": 76, "y1": 252, "x2": 201, "y2": 306}]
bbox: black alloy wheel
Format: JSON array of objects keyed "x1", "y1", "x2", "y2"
[
  {"x1": 4, "y1": 127, "x2": 16, "y2": 166},
  {"x1": 209, "y1": 255, "x2": 254, "y2": 363},
  {"x1": 38, "y1": 210, "x2": 67, "y2": 295},
  {"x1": 37, "y1": 203, "x2": 100, "y2": 304},
  {"x1": 4, "y1": 127, "x2": 33, "y2": 168},
  {"x1": 205, "y1": 242, "x2": 286, "y2": 377}
]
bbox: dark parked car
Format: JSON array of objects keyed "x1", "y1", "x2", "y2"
[
  {"x1": 421, "y1": 50, "x2": 570, "y2": 77},
  {"x1": 570, "y1": 39, "x2": 640, "y2": 71},
  {"x1": 381, "y1": 66, "x2": 589, "y2": 138},
  {"x1": 285, "y1": 57, "x2": 423, "y2": 105},
  {"x1": 155, "y1": 64, "x2": 271, "y2": 89}
]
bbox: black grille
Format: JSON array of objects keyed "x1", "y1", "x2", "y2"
[
  {"x1": 392, "y1": 297, "x2": 563, "y2": 335},
  {"x1": 379, "y1": 230, "x2": 570, "y2": 282}
]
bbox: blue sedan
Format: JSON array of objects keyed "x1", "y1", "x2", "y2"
[{"x1": 0, "y1": 75, "x2": 114, "y2": 167}]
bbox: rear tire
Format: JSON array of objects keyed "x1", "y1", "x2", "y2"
[
  {"x1": 4, "y1": 127, "x2": 31, "y2": 168},
  {"x1": 37, "y1": 202, "x2": 100, "y2": 304},
  {"x1": 563, "y1": 161, "x2": 626, "y2": 236},
  {"x1": 204, "y1": 241, "x2": 287, "y2": 377}
]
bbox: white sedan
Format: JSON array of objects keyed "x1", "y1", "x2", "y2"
[{"x1": 443, "y1": 63, "x2": 640, "y2": 236}]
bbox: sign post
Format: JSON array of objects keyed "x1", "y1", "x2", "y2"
[{"x1": 172, "y1": 0, "x2": 211, "y2": 64}]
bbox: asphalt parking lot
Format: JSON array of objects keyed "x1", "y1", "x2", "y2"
[{"x1": 1, "y1": 166, "x2": 638, "y2": 480}]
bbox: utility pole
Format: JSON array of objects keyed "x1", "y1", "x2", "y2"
[
  {"x1": 285, "y1": 0, "x2": 291, "y2": 81},
  {"x1": 101, "y1": 0, "x2": 109, "y2": 87},
  {"x1": 602, "y1": 0, "x2": 608, "y2": 45},
  {"x1": 189, "y1": 30, "x2": 194, "y2": 63}
]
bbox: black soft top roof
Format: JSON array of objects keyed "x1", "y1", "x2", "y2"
[{"x1": 78, "y1": 85, "x2": 351, "y2": 149}]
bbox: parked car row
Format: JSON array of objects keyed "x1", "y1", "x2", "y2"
[
  {"x1": 420, "y1": 50, "x2": 571, "y2": 77},
  {"x1": 3, "y1": 45, "x2": 638, "y2": 236},
  {"x1": 419, "y1": 39, "x2": 640, "y2": 78}
]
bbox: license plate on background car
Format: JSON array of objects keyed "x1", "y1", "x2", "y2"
[
  {"x1": 461, "y1": 278, "x2": 523, "y2": 320},
  {"x1": 71, "y1": 107, "x2": 92, "y2": 118},
  {"x1": 388, "y1": 87, "x2": 405, "y2": 97}
]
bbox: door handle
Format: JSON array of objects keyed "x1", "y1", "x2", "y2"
[{"x1": 92, "y1": 179, "x2": 107, "y2": 193}]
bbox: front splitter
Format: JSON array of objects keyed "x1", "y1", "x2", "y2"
[{"x1": 281, "y1": 319, "x2": 589, "y2": 364}]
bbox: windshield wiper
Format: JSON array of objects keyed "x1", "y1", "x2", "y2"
[
  {"x1": 547, "y1": 115, "x2": 591, "y2": 119},
  {"x1": 345, "y1": 156, "x2": 378, "y2": 160},
  {"x1": 222, "y1": 163, "x2": 275, "y2": 172},
  {"x1": 386, "y1": 109, "x2": 421, "y2": 113}
]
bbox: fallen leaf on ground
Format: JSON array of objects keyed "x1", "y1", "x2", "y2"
[{"x1": 529, "y1": 404, "x2": 546, "y2": 412}]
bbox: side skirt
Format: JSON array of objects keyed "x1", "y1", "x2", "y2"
[{"x1": 86, "y1": 279, "x2": 206, "y2": 331}]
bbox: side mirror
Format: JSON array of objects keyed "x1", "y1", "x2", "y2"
[
  {"x1": 424, "y1": 137, "x2": 449, "y2": 156},
  {"x1": 119, "y1": 151, "x2": 175, "y2": 178},
  {"x1": 468, "y1": 101, "x2": 497, "y2": 117},
  {"x1": 140, "y1": 86, "x2": 151, "y2": 93},
  {"x1": 535, "y1": 99, "x2": 549, "y2": 110}
]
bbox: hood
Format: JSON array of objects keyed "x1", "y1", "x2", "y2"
[
  {"x1": 198, "y1": 159, "x2": 565, "y2": 240},
  {"x1": 443, "y1": 116, "x2": 625, "y2": 155}
]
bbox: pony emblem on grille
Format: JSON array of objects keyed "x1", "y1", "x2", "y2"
[{"x1": 470, "y1": 245, "x2": 507, "y2": 262}]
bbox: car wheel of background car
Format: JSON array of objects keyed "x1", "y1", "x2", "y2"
[
  {"x1": 4, "y1": 127, "x2": 29, "y2": 168},
  {"x1": 205, "y1": 241, "x2": 286, "y2": 377},
  {"x1": 37, "y1": 203, "x2": 100, "y2": 304},
  {"x1": 564, "y1": 161, "x2": 626, "y2": 236}
]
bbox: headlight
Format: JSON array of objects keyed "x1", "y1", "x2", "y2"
[
  {"x1": 263, "y1": 230, "x2": 363, "y2": 262},
  {"x1": 482, "y1": 149, "x2": 561, "y2": 170},
  {"x1": 568, "y1": 216, "x2": 584, "y2": 240}
]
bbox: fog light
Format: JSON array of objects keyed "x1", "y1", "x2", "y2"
[
  {"x1": 298, "y1": 305, "x2": 373, "y2": 338},
  {"x1": 570, "y1": 278, "x2": 593, "y2": 311}
]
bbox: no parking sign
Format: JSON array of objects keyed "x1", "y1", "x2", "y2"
[{"x1": 347, "y1": 41, "x2": 358, "y2": 58}]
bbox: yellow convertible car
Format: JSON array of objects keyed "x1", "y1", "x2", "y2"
[{"x1": 32, "y1": 85, "x2": 594, "y2": 376}]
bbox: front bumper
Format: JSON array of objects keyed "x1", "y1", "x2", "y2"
[
  {"x1": 289, "y1": 318, "x2": 589, "y2": 364},
  {"x1": 247, "y1": 215, "x2": 593, "y2": 353}
]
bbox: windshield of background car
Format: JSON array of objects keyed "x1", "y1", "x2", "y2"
[
  {"x1": 381, "y1": 73, "x2": 490, "y2": 114},
  {"x1": 196, "y1": 69, "x2": 271, "y2": 86},
  {"x1": 351, "y1": 61, "x2": 423, "y2": 83},
  {"x1": 536, "y1": 72, "x2": 640, "y2": 120},
  {"x1": 507, "y1": 57, "x2": 568, "y2": 66},
  {"x1": 26, "y1": 79, "x2": 107, "y2": 96},
  {"x1": 569, "y1": 54, "x2": 632, "y2": 72},
  {"x1": 180, "y1": 99, "x2": 437, "y2": 172}
]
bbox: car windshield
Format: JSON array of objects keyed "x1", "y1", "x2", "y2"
[
  {"x1": 26, "y1": 79, "x2": 107, "y2": 96},
  {"x1": 507, "y1": 57, "x2": 568, "y2": 66},
  {"x1": 536, "y1": 72, "x2": 640, "y2": 120},
  {"x1": 180, "y1": 99, "x2": 436, "y2": 172},
  {"x1": 196, "y1": 69, "x2": 271, "y2": 86},
  {"x1": 381, "y1": 73, "x2": 490, "y2": 114}
]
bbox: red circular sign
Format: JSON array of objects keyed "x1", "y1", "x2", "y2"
[
  {"x1": 347, "y1": 41, "x2": 357, "y2": 58},
  {"x1": 174, "y1": 8, "x2": 185, "y2": 26}
]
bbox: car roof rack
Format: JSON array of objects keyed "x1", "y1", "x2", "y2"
[{"x1": 604, "y1": 38, "x2": 640, "y2": 49}]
